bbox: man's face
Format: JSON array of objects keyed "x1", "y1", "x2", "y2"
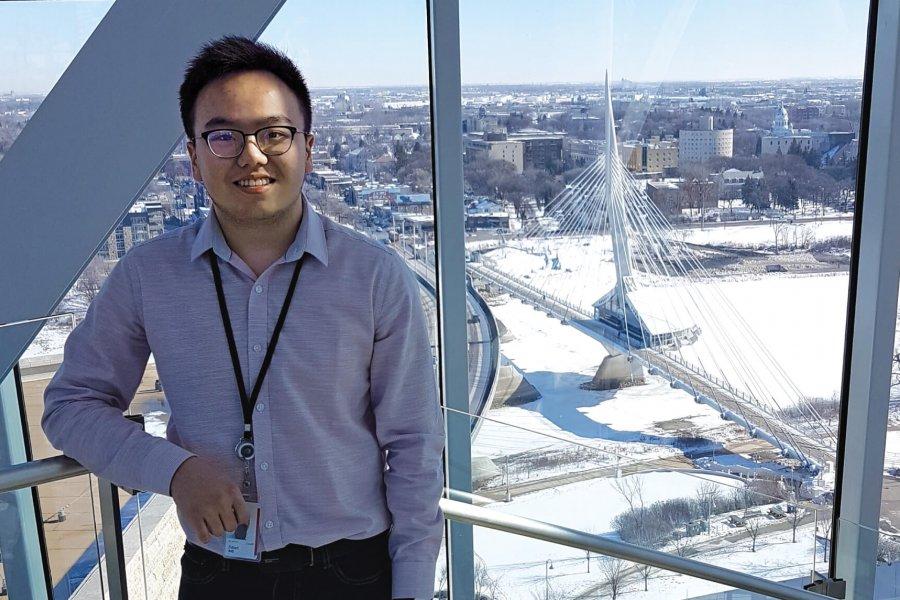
[{"x1": 187, "y1": 70, "x2": 315, "y2": 226}]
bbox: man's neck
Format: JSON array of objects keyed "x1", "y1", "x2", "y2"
[{"x1": 214, "y1": 198, "x2": 304, "y2": 277}]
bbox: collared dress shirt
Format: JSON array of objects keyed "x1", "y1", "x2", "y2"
[{"x1": 42, "y1": 197, "x2": 445, "y2": 599}]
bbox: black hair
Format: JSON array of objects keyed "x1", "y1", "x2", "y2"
[{"x1": 179, "y1": 35, "x2": 312, "y2": 139}]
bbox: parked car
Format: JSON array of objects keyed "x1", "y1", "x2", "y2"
[{"x1": 727, "y1": 514, "x2": 746, "y2": 527}]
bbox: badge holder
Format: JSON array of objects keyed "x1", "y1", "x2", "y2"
[{"x1": 223, "y1": 500, "x2": 261, "y2": 561}]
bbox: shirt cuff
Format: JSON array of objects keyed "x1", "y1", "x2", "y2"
[
  {"x1": 392, "y1": 560, "x2": 438, "y2": 600},
  {"x1": 139, "y1": 439, "x2": 195, "y2": 496}
]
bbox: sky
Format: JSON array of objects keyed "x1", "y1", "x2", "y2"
[{"x1": 0, "y1": 0, "x2": 871, "y2": 95}]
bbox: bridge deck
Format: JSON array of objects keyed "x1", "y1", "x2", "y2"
[{"x1": 470, "y1": 261, "x2": 836, "y2": 469}]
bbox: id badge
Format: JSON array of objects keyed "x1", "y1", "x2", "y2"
[{"x1": 223, "y1": 501, "x2": 260, "y2": 562}]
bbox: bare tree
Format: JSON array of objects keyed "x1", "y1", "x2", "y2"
[
  {"x1": 820, "y1": 516, "x2": 833, "y2": 563},
  {"x1": 770, "y1": 220, "x2": 790, "y2": 254},
  {"x1": 744, "y1": 516, "x2": 762, "y2": 552},
  {"x1": 888, "y1": 351, "x2": 900, "y2": 385},
  {"x1": 696, "y1": 481, "x2": 720, "y2": 534},
  {"x1": 672, "y1": 534, "x2": 691, "y2": 557},
  {"x1": 612, "y1": 476, "x2": 645, "y2": 515},
  {"x1": 528, "y1": 585, "x2": 565, "y2": 600},
  {"x1": 613, "y1": 475, "x2": 654, "y2": 588},
  {"x1": 789, "y1": 506, "x2": 804, "y2": 543},
  {"x1": 598, "y1": 557, "x2": 629, "y2": 600},
  {"x1": 72, "y1": 256, "x2": 115, "y2": 309},
  {"x1": 473, "y1": 556, "x2": 504, "y2": 600},
  {"x1": 436, "y1": 565, "x2": 447, "y2": 597},
  {"x1": 635, "y1": 555, "x2": 654, "y2": 592}
]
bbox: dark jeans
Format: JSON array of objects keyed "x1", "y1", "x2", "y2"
[{"x1": 177, "y1": 530, "x2": 391, "y2": 600}]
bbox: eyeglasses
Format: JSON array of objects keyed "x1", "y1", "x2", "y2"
[{"x1": 197, "y1": 126, "x2": 308, "y2": 158}]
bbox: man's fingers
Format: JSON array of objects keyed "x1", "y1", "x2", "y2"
[
  {"x1": 195, "y1": 518, "x2": 212, "y2": 544},
  {"x1": 220, "y1": 509, "x2": 238, "y2": 533},
  {"x1": 233, "y1": 493, "x2": 250, "y2": 526},
  {"x1": 204, "y1": 514, "x2": 225, "y2": 538}
]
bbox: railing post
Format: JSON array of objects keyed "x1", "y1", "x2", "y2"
[
  {"x1": 0, "y1": 365, "x2": 50, "y2": 599},
  {"x1": 98, "y1": 479, "x2": 129, "y2": 600},
  {"x1": 426, "y1": 0, "x2": 475, "y2": 598}
]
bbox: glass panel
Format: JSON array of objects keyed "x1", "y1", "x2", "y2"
[
  {"x1": 875, "y1": 282, "x2": 900, "y2": 598},
  {"x1": 13, "y1": 1, "x2": 436, "y2": 598},
  {"x1": 464, "y1": 411, "x2": 824, "y2": 597},
  {"x1": 458, "y1": 0, "x2": 869, "y2": 594},
  {"x1": 0, "y1": 1, "x2": 114, "y2": 166},
  {"x1": 1, "y1": 3, "x2": 114, "y2": 596}
]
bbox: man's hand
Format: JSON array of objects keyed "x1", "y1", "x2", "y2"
[{"x1": 170, "y1": 456, "x2": 249, "y2": 544}]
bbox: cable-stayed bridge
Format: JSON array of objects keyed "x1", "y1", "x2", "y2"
[{"x1": 467, "y1": 73, "x2": 837, "y2": 472}]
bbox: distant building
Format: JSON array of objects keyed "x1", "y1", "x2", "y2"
[
  {"x1": 713, "y1": 168, "x2": 764, "y2": 200},
  {"x1": 390, "y1": 193, "x2": 433, "y2": 215},
  {"x1": 645, "y1": 180, "x2": 683, "y2": 217},
  {"x1": 465, "y1": 132, "x2": 524, "y2": 173},
  {"x1": 365, "y1": 153, "x2": 396, "y2": 181},
  {"x1": 761, "y1": 102, "x2": 814, "y2": 155},
  {"x1": 508, "y1": 130, "x2": 564, "y2": 170},
  {"x1": 308, "y1": 168, "x2": 354, "y2": 196},
  {"x1": 100, "y1": 201, "x2": 165, "y2": 259},
  {"x1": 678, "y1": 116, "x2": 733, "y2": 165},
  {"x1": 563, "y1": 139, "x2": 604, "y2": 166},
  {"x1": 465, "y1": 198, "x2": 510, "y2": 231},
  {"x1": 791, "y1": 105, "x2": 821, "y2": 121},
  {"x1": 343, "y1": 147, "x2": 369, "y2": 173},
  {"x1": 619, "y1": 137, "x2": 678, "y2": 173}
]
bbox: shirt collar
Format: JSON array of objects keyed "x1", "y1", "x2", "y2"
[{"x1": 190, "y1": 194, "x2": 329, "y2": 267}]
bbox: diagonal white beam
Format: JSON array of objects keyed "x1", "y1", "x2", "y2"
[{"x1": 0, "y1": 0, "x2": 287, "y2": 379}]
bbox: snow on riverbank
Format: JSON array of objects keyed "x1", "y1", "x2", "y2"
[
  {"x1": 441, "y1": 471, "x2": 824, "y2": 599},
  {"x1": 683, "y1": 219, "x2": 853, "y2": 250},
  {"x1": 474, "y1": 297, "x2": 737, "y2": 469}
]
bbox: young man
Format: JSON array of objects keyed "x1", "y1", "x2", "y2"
[{"x1": 42, "y1": 36, "x2": 444, "y2": 600}]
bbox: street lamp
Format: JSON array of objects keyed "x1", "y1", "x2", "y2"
[{"x1": 545, "y1": 559, "x2": 554, "y2": 599}]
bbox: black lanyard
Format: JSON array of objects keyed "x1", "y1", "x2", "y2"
[{"x1": 208, "y1": 251, "x2": 304, "y2": 448}]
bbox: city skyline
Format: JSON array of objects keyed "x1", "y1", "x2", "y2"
[{"x1": 0, "y1": 0, "x2": 870, "y2": 95}]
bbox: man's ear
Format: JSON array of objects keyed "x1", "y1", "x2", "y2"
[
  {"x1": 186, "y1": 139, "x2": 203, "y2": 183},
  {"x1": 304, "y1": 133, "x2": 316, "y2": 175}
]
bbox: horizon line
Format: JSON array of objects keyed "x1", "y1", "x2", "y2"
[{"x1": 5, "y1": 75, "x2": 864, "y2": 97}]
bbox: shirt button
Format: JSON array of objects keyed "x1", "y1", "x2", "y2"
[
  {"x1": 265, "y1": 520, "x2": 274, "y2": 529},
  {"x1": 260, "y1": 462, "x2": 269, "y2": 471},
  {"x1": 254, "y1": 284, "x2": 263, "y2": 294},
  {"x1": 253, "y1": 344, "x2": 262, "y2": 352},
  {"x1": 256, "y1": 403, "x2": 265, "y2": 412}
]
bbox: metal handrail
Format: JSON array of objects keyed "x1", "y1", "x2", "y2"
[
  {"x1": 440, "y1": 498, "x2": 828, "y2": 600},
  {"x1": 0, "y1": 456, "x2": 829, "y2": 600},
  {"x1": 0, "y1": 312, "x2": 77, "y2": 330},
  {"x1": 0, "y1": 455, "x2": 86, "y2": 494}
]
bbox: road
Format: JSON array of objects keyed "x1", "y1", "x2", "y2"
[{"x1": 398, "y1": 245, "x2": 498, "y2": 430}]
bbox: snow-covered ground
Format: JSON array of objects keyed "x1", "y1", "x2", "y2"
[
  {"x1": 468, "y1": 226, "x2": 851, "y2": 597},
  {"x1": 475, "y1": 298, "x2": 736, "y2": 464},
  {"x1": 482, "y1": 238, "x2": 850, "y2": 406},
  {"x1": 437, "y1": 472, "x2": 826, "y2": 599},
  {"x1": 20, "y1": 319, "x2": 75, "y2": 360},
  {"x1": 683, "y1": 219, "x2": 853, "y2": 249}
]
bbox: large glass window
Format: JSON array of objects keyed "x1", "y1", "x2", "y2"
[
  {"x1": 1, "y1": 4, "x2": 113, "y2": 598},
  {"x1": 876, "y1": 282, "x2": 900, "y2": 598},
  {"x1": 6, "y1": 2, "x2": 439, "y2": 598},
  {"x1": 456, "y1": 0, "x2": 869, "y2": 596}
]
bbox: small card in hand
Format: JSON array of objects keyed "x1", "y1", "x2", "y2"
[{"x1": 223, "y1": 501, "x2": 260, "y2": 562}]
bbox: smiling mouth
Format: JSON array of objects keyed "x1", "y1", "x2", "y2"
[{"x1": 234, "y1": 177, "x2": 276, "y2": 189}]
